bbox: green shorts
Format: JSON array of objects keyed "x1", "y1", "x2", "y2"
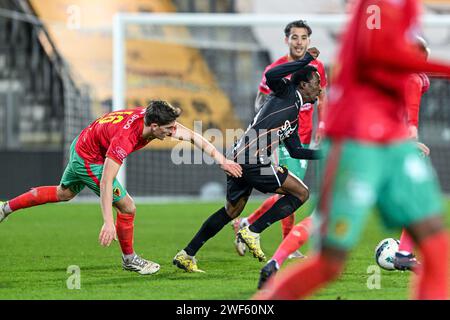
[
  {"x1": 60, "y1": 137, "x2": 127, "y2": 203},
  {"x1": 278, "y1": 143, "x2": 309, "y2": 180},
  {"x1": 316, "y1": 139, "x2": 443, "y2": 250}
]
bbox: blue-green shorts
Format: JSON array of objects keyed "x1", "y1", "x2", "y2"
[{"x1": 316, "y1": 139, "x2": 443, "y2": 250}]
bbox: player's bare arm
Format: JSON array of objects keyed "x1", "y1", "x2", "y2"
[
  {"x1": 172, "y1": 122, "x2": 242, "y2": 178},
  {"x1": 99, "y1": 157, "x2": 120, "y2": 247}
]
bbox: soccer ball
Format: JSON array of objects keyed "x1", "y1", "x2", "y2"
[{"x1": 374, "y1": 238, "x2": 400, "y2": 270}]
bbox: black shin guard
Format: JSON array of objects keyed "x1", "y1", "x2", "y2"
[
  {"x1": 249, "y1": 195, "x2": 303, "y2": 234},
  {"x1": 184, "y1": 207, "x2": 232, "y2": 256}
]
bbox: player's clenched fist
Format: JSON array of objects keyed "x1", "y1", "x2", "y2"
[{"x1": 99, "y1": 222, "x2": 117, "y2": 246}]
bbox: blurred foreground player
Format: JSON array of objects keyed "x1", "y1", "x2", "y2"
[
  {"x1": 255, "y1": 0, "x2": 450, "y2": 300},
  {"x1": 0, "y1": 100, "x2": 242, "y2": 275},
  {"x1": 257, "y1": 36, "x2": 434, "y2": 289}
]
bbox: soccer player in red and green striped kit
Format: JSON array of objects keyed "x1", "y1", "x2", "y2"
[
  {"x1": 0, "y1": 100, "x2": 242, "y2": 275},
  {"x1": 255, "y1": 0, "x2": 450, "y2": 300}
]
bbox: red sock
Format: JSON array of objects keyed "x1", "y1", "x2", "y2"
[
  {"x1": 281, "y1": 214, "x2": 295, "y2": 239},
  {"x1": 254, "y1": 253, "x2": 344, "y2": 300},
  {"x1": 8, "y1": 186, "x2": 59, "y2": 212},
  {"x1": 116, "y1": 212, "x2": 135, "y2": 255},
  {"x1": 247, "y1": 195, "x2": 280, "y2": 225},
  {"x1": 399, "y1": 228, "x2": 415, "y2": 253},
  {"x1": 414, "y1": 231, "x2": 449, "y2": 300},
  {"x1": 273, "y1": 216, "x2": 312, "y2": 266}
]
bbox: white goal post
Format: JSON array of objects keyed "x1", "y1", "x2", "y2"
[{"x1": 112, "y1": 12, "x2": 450, "y2": 189}]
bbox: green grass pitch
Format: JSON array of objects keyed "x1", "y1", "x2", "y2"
[{"x1": 0, "y1": 199, "x2": 449, "y2": 300}]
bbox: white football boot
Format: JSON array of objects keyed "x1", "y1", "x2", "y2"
[{"x1": 122, "y1": 254, "x2": 160, "y2": 275}]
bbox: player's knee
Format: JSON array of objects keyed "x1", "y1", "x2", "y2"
[
  {"x1": 225, "y1": 196, "x2": 248, "y2": 219},
  {"x1": 122, "y1": 201, "x2": 136, "y2": 215},
  {"x1": 409, "y1": 215, "x2": 445, "y2": 243}
]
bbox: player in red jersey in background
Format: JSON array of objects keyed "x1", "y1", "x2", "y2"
[
  {"x1": 0, "y1": 100, "x2": 242, "y2": 275},
  {"x1": 232, "y1": 20, "x2": 327, "y2": 259},
  {"x1": 255, "y1": 0, "x2": 450, "y2": 300},
  {"x1": 395, "y1": 35, "x2": 432, "y2": 271}
]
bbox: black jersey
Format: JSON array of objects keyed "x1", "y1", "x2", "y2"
[{"x1": 230, "y1": 52, "x2": 322, "y2": 166}]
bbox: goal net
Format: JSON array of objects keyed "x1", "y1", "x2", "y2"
[{"x1": 112, "y1": 13, "x2": 450, "y2": 200}]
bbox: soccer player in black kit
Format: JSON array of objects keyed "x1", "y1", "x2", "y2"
[{"x1": 173, "y1": 48, "x2": 322, "y2": 272}]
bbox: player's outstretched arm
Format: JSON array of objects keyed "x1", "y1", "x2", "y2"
[
  {"x1": 172, "y1": 122, "x2": 242, "y2": 178},
  {"x1": 98, "y1": 157, "x2": 119, "y2": 247}
]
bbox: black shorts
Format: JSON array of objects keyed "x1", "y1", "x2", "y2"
[{"x1": 226, "y1": 164, "x2": 289, "y2": 205}]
